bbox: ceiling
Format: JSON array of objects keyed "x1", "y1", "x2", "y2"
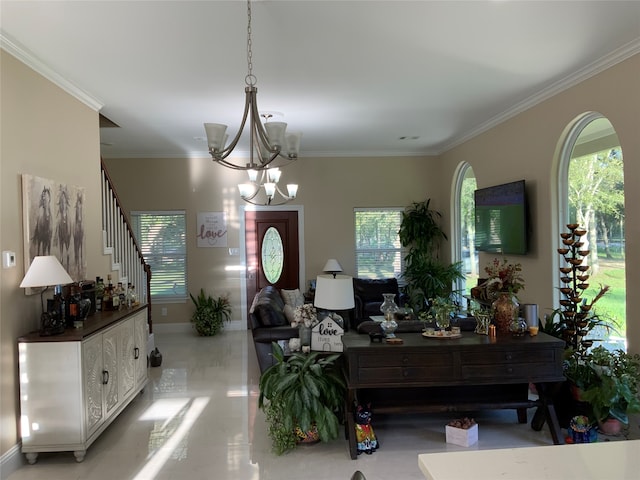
[{"x1": 1, "y1": 1, "x2": 639, "y2": 160}]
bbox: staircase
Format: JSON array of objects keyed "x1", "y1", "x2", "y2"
[{"x1": 100, "y1": 159, "x2": 152, "y2": 333}]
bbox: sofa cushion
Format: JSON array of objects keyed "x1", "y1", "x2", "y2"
[
  {"x1": 283, "y1": 304, "x2": 296, "y2": 324},
  {"x1": 281, "y1": 288, "x2": 304, "y2": 308},
  {"x1": 253, "y1": 286, "x2": 287, "y2": 327}
]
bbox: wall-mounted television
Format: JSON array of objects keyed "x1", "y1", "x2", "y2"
[{"x1": 474, "y1": 180, "x2": 528, "y2": 255}]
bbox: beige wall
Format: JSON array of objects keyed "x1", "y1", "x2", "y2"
[
  {"x1": 104, "y1": 155, "x2": 441, "y2": 325},
  {"x1": 439, "y1": 54, "x2": 639, "y2": 356},
  {"x1": 2, "y1": 47, "x2": 638, "y2": 462},
  {"x1": 0, "y1": 51, "x2": 111, "y2": 457}
]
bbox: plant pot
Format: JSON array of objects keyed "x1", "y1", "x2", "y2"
[
  {"x1": 294, "y1": 424, "x2": 320, "y2": 444},
  {"x1": 569, "y1": 382, "x2": 585, "y2": 402},
  {"x1": 598, "y1": 417, "x2": 624, "y2": 436}
]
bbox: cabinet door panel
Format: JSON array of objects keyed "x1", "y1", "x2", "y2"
[
  {"x1": 119, "y1": 319, "x2": 135, "y2": 400},
  {"x1": 134, "y1": 312, "x2": 149, "y2": 387},
  {"x1": 102, "y1": 327, "x2": 119, "y2": 417},
  {"x1": 83, "y1": 334, "x2": 104, "y2": 437}
]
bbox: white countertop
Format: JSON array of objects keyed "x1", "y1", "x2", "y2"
[{"x1": 418, "y1": 440, "x2": 639, "y2": 480}]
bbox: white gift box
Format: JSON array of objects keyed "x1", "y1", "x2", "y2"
[{"x1": 445, "y1": 423, "x2": 478, "y2": 447}]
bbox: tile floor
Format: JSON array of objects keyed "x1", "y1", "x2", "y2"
[{"x1": 6, "y1": 329, "x2": 637, "y2": 480}]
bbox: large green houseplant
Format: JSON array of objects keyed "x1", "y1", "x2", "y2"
[
  {"x1": 566, "y1": 346, "x2": 640, "y2": 427},
  {"x1": 398, "y1": 199, "x2": 463, "y2": 313},
  {"x1": 258, "y1": 342, "x2": 345, "y2": 455},
  {"x1": 189, "y1": 288, "x2": 232, "y2": 336}
]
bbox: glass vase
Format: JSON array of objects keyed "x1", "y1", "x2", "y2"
[
  {"x1": 492, "y1": 292, "x2": 519, "y2": 334},
  {"x1": 299, "y1": 324, "x2": 312, "y2": 347},
  {"x1": 435, "y1": 310, "x2": 451, "y2": 330}
]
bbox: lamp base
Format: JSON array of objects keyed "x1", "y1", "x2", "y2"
[{"x1": 39, "y1": 312, "x2": 66, "y2": 336}]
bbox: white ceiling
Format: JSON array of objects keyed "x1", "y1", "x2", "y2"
[{"x1": 2, "y1": 1, "x2": 639, "y2": 159}]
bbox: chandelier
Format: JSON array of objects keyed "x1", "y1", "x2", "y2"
[
  {"x1": 238, "y1": 167, "x2": 298, "y2": 206},
  {"x1": 204, "y1": 0, "x2": 302, "y2": 173}
]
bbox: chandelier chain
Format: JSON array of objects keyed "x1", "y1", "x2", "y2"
[{"x1": 246, "y1": 0, "x2": 256, "y2": 86}]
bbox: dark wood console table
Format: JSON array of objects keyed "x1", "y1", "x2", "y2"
[{"x1": 341, "y1": 331, "x2": 565, "y2": 459}]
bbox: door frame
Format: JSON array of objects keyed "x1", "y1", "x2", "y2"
[{"x1": 239, "y1": 204, "x2": 306, "y2": 330}]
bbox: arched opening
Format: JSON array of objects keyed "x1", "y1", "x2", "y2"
[
  {"x1": 451, "y1": 162, "x2": 478, "y2": 304},
  {"x1": 558, "y1": 113, "x2": 626, "y2": 350}
]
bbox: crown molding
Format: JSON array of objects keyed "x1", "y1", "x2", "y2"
[
  {"x1": 1, "y1": 32, "x2": 103, "y2": 112},
  {"x1": 439, "y1": 38, "x2": 640, "y2": 155}
]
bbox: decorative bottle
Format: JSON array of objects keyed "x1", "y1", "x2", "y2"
[
  {"x1": 95, "y1": 276, "x2": 104, "y2": 312},
  {"x1": 380, "y1": 293, "x2": 399, "y2": 338}
]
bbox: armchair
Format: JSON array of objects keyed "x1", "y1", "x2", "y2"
[{"x1": 352, "y1": 277, "x2": 404, "y2": 328}]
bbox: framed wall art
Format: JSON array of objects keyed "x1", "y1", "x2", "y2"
[
  {"x1": 196, "y1": 211, "x2": 228, "y2": 247},
  {"x1": 22, "y1": 174, "x2": 86, "y2": 291}
]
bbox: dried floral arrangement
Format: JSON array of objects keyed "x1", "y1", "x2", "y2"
[
  {"x1": 484, "y1": 258, "x2": 525, "y2": 297},
  {"x1": 447, "y1": 417, "x2": 477, "y2": 430}
]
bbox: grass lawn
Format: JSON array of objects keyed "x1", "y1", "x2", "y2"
[{"x1": 582, "y1": 259, "x2": 626, "y2": 337}]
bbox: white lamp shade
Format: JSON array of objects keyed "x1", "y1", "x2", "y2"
[
  {"x1": 314, "y1": 274, "x2": 355, "y2": 310},
  {"x1": 238, "y1": 183, "x2": 256, "y2": 198},
  {"x1": 285, "y1": 132, "x2": 302, "y2": 157},
  {"x1": 20, "y1": 256, "x2": 73, "y2": 288},
  {"x1": 267, "y1": 168, "x2": 281, "y2": 183},
  {"x1": 322, "y1": 259, "x2": 343, "y2": 274},
  {"x1": 264, "y1": 121, "x2": 287, "y2": 148},
  {"x1": 247, "y1": 169, "x2": 259, "y2": 183},
  {"x1": 203, "y1": 123, "x2": 228, "y2": 151},
  {"x1": 264, "y1": 182, "x2": 276, "y2": 198},
  {"x1": 287, "y1": 184, "x2": 298, "y2": 198}
]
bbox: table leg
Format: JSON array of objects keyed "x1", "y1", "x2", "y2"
[
  {"x1": 346, "y1": 389, "x2": 358, "y2": 459},
  {"x1": 533, "y1": 382, "x2": 564, "y2": 445}
]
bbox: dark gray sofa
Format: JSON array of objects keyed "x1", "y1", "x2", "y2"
[{"x1": 248, "y1": 286, "x2": 299, "y2": 373}]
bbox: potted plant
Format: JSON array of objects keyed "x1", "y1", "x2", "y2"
[
  {"x1": 258, "y1": 342, "x2": 346, "y2": 455},
  {"x1": 189, "y1": 288, "x2": 232, "y2": 336},
  {"x1": 398, "y1": 198, "x2": 463, "y2": 314},
  {"x1": 566, "y1": 346, "x2": 640, "y2": 433}
]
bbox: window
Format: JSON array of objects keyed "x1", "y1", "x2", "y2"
[
  {"x1": 559, "y1": 114, "x2": 626, "y2": 350},
  {"x1": 354, "y1": 208, "x2": 404, "y2": 280},
  {"x1": 131, "y1": 211, "x2": 187, "y2": 302},
  {"x1": 452, "y1": 163, "x2": 479, "y2": 299}
]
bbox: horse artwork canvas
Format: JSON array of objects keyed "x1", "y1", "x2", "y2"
[{"x1": 22, "y1": 174, "x2": 86, "y2": 291}]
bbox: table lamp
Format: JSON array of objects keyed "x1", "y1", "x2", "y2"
[
  {"x1": 322, "y1": 259, "x2": 343, "y2": 278},
  {"x1": 20, "y1": 255, "x2": 73, "y2": 336},
  {"x1": 314, "y1": 274, "x2": 355, "y2": 329}
]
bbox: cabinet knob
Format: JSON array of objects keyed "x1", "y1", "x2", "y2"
[
  {"x1": 505, "y1": 354, "x2": 513, "y2": 361},
  {"x1": 134, "y1": 347, "x2": 140, "y2": 359},
  {"x1": 402, "y1": 356, "x2": 409, "y2": 364},
  {"x1": 506, "y1": 367, "x2": 513, "y2": 374},
  {"x1": 403, "y1": 369, "x2": 409, "y2": 377},
  {"x1": 102, "y1": 370, "x2": 109, "y2": 385}
]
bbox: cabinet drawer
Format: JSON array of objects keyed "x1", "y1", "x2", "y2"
[
  {"x1": 358, "y1": 351, "x2": 453, "y2": 368},
  {"x1": 462, "y1": 348, "x2": 557, "y2": 365},
  {"x1": 358, "y1": 364, "x2": 455, "y2": 384},
  {"x1": 462, "y1": 361, "x2": 560, "y2": 381}
]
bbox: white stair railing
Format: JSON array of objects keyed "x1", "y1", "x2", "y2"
[{"x1": 100, "y1": 159, "x2": 152, "y2": 332}]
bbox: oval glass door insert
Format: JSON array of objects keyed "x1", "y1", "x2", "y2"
[{"x1": 261, "y1": 226, "x2": 284, "y2": 284}]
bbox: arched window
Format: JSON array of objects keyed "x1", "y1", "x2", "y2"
[
  {"x1": 558, "y1": 113, "x2": 626, "y2": 350},
  {"x1": 452, "y1": 162, "x2": 478, "y2": 304}
]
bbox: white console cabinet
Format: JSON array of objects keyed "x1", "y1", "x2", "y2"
[{"x1": 18, "y1": 306, "x2": 149, "y2": 463}]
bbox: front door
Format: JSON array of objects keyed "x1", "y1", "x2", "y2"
[{"x1": 245, "y1": 210, "x2": 300, "y2": 326}]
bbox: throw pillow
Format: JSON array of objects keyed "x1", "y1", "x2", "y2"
[
  {"x1": 283, "y1": 304, "x2": 296, "y2": 325},
  {"x1": 281, "y1": 288, "x2": 304, "y2": 308}
]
